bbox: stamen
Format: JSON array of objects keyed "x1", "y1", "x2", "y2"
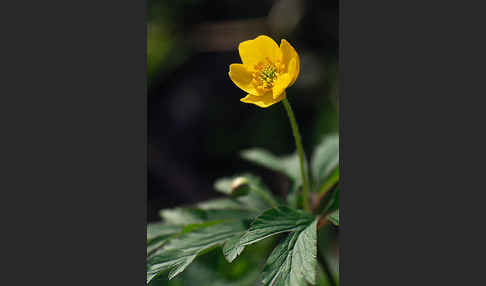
[{"x1": 252, "y1": 59, "x2": 279, "y2": 91}]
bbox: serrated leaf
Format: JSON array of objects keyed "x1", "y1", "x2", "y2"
[
  {"x1": 292, "y1": 220, "x2": 318, "y2": 284},
  {"x1": 311, "y1": 134, "x2": 339, "y2": 190},
  {"x1": 238, "y1": 206, "x2": 314, "y2": 247},
  {"x1": 328, "y1": 210, "x2": 339, "y2": 226},
  {"x1": 261, "y1": 219, "x2": 318, "y2": 286},
  {"x1": 225, "y1": 206, "x2": 314, "y2": 263},
  {"x1": 147, "y1": 221, "x2": 227, "y2": 274},
  {"x1": 147, "y1": 234, "x2": 173, "y2": 256},
  {"x1": 147, "y1": 223, "x2": 183, "y2": 256},
  {"x1": 147, "y1": 272, "x2": 159, "y2": 284},
  {"x1": 222, "y1": 232, "x2": 246, "y2": 263},
  {"x1": 148, "y1": 257, "x2": 264, "y2": 286},
  {"x1": 240, "y1": 149, "x2": 303, "y2": 185},
  {"x1": 147, "y1": 220, "x2": 246, "y2": 282}
]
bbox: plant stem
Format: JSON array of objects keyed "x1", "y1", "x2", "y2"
[
  {"x1": 317, "y1": 250, "x2": 338, "y2": 286},
  {"x1": 282, "y1": 97, "x2": 310, "y2": 212}
]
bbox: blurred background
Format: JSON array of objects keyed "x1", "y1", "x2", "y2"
[{"x1": 148, "y1": 0, "x2": 339, "y2": 222}]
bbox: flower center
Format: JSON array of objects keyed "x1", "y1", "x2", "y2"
[
  {"x1": 252, "y1": 58, "x2": 285, "y2": 92},
  {"x1": 260, "y1": 64, "x2": 277, "y2": 85}
]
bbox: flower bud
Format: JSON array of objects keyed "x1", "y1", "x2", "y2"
[{"x1": 229, "y1": 177, "x2": 250, "y2": 197}]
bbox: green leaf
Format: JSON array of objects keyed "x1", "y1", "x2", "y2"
[
  {"x1": 160, "y1": 174, "x2": 277, "y2": 226},
  {"x1": 286, "y1": 182, "x2": 300, "y2": 209},
  {"x1": 225, "y1": 206, "x2": 314, "y2": 263},
  {"x1": 147, "y1": 220, "x2": 247, "y2": 282},
  {"x1": 328, "y1": 210, "x2": 339, "y2": 226},
  {"x1": 148, "y1": 251, "x2": 266, "y2": 286},
  {"x1": 238, "y1": 206, "x2": 314, "y2": 247},
  {"x1": 148, "y1": 174, "x2": 276, "y2": 282},
  {"x1": 321, "y1": 187, "x2": 339, "y2": 215},
  {"x1": 147, "y1": 223, "x2": 183, "y2": 256},
  {"x1": 148, "y1": 234, "x2": 174, "y2": 256},
  {"x1": 148, "y1": 223, "x2": 183, "y2": 241},
  {"x1": 195, "y1": 198, "x2": 244, "y2": 210},
  {"x1": 159, "y1": 207, "x2": 254, "y2": 226},
  {"x1": 159, "y1": 208, "x2": 208, "y2": 225},
  {"x1": 311, "y1": 134, "x2": 339, "y2": 191},
  {"x1": 240, "y1": 149, "x2": 303, "y2": 185},
  {"x1": 317, "y1": 168, "x2": 339, "y2": 194},
  {"x1": 222, "y1": 232, "x2": 246, "y2": 263},
  {"x1": 261, "y1": 219, "x2": 318, "y2": 286}
]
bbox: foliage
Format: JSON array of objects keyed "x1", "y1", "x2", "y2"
[{"x1": 147, "y1": 132, "x2": 339, "y2": 285}]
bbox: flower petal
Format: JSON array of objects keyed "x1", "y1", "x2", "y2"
[
  {"x1": 287, "y1": 57, "x2": 298, "y2": 86},
  {"x1": 280, "y1": 39, "x2": 300, "y2": 86},
  {"x1": 272, "y1": 73, "x2": 292, "y2": 99},
  {"x1": 229, "y1": 64, "x2": 258, "y2": 94},
  {"x1": 240, "y1": 92, "x2": 286, "y2": 108},
  {"x1": 238, "y1": 35, "x2": 281, "y2": 67}
]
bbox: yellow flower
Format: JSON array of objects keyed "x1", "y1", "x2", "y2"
[{"x1": 228, "y1": 35, "x2": 300, "y2": 108}]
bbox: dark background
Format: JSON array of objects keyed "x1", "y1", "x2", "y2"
[{"x1": 148, "y1": 0, "x2": 339, "y2": 221}]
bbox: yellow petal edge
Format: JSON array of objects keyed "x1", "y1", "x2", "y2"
[{"x1": 240, "y1": 92, "x2": 286, "y2": 108}]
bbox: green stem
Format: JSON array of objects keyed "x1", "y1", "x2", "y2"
[
  {"x1": 282, "y1": 97, "x2": 310, "y2": 212},
  {"x1": 317, "y1": 250, "x2": 338, "y2": 286}
]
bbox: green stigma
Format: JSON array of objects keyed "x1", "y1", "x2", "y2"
[{"x1": 260, "y1": 64, "x2": 277, "y2": 85}]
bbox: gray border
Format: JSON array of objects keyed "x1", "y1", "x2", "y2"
[{"x1": 1, "y1": 0, "x2": 147, "y2": 284}]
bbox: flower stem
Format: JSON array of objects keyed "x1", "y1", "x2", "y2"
[{"x1": 282, "y1": 97, "x2": 310, "y2": 212}]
